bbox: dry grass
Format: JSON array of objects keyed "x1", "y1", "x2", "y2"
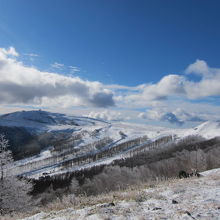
[
  {"x1": 1, "y1": 172, "x2": 217, "y2": 220},
  {"x1": 1, "y1": 177, "x2": 182, "y2": 220}
]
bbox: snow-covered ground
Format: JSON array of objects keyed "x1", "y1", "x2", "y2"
[
  {"x1": 3, "y1": 110, "x2": 220, "y2": 179},
  {"x1": 0, "y1": 110, "x2": 108, "y2": 134},
  {"x1": 2, "y1": 110, "x2": 220, "y2": 142},
  {"x1": 1, "y1": 110, "x2": 220, "y2": 178},
  {"x1": 2, "y1": 110, "x2": 220, "y2": 140},
  {"x1": 1, "y1": 110, "x2": 220, "y2": 219},
  {"x1": 21, "y1": 168, "x2": 220, "y2": 220},
  {"x1": 174, "y1": 120, "x2": 220, "y2": 139}
]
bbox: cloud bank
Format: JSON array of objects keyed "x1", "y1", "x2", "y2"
[
  {"x1": 87, "y1": 110, "x2": 125, "y2": 121},
  {"x1": 138, "y1": 108, "x2": 206, "y2": 126},
  {"x1": 122, "y1": 59, "x2": 220, "y2": 107},
  {"x1": 1, "y1": 46, "x2": 220, "y2": 126},
  {"x1": 0, "y1": 47, "x2": 115, "y2": 108}
]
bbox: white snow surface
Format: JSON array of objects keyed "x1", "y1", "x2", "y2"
[
  {"x1": 3, "y1": 110, "x2": 220, "y2": 179},
  {"x1": 20, "y1": 168, "x2": 220, "y2": 220},
  {"x1": 0, "y1": 110, "x2": 108, "y2": 133},
  {"x1": 175, "y1": 120, "x2": 220, "y2": 139},
  {"x1": 1, "y1": 110, "x2": 220, "y2": 140},
  {"x1": 13, "y1": 148, "x2": 53, "y2": 167}
]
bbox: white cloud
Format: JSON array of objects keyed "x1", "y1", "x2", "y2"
[
  {"x1": 145, "y1": 109, "x2": 184, "y2": 126},
  {"x1": 184, "y1": 59, "x2": 220, "y2": 99},
  {"x1": 138, "y1": 112, "x2": 148, "y2": 119},
  {"x1": 122, "y1": 60, "x2": 220, "y2": 106},
  {"x1": 24, "y1": 53, "x2": 38, "y2": 57},
  {"x1": 1, "y1": 47, "x2": 220, "y2": 126},
  {"x1": 123, "y1": 74, "x2": 185, "y2": 108},
  {"x1": 146, "y1": 109, "x2": 164, "y2": 121},
  {"x1": 51, "y1": 62, "x2": 64, "y2": 69},
  {"x1": 106, "y1": 84, "x2": 143, "y2": 91},
  {"x1": 87, "y1": 110, "x2": 124, "y2": 121},
  {"x1": 187, "y1": 81, "x2": 220, "y2": 99},
  {"x1": 0, "y1": 47, "x2": 115, "y2": 108},
  {"x1": 185, "y1": 59, "x2": 210, "y2": 77},
  {"x1": 138, "y1": 107, "x2": 206, "y2": 126},
  {"x1": 173, "y1": 108, "x2": 205, "y2": 122},
  {"x1": 0, "y1": 46, "x2": 19, "y2": 57},
  {"x1": 69, "y1": 66, "x2": 80, "y2": 73}
]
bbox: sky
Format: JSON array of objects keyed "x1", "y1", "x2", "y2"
[{"x1": 0, "y1": 0, "x2": 220, "y2": 128}]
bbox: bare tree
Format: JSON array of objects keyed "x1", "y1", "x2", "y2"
[
  {"x1": 0, "y1": 134, "x2": 13, "y2": 181},
  {"x1": 0, "y1": 134, "x2": 33, "y2": 215}
]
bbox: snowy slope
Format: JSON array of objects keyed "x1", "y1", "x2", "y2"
[
  {"x1": 20, "y1": 168, "x2": 220, "y2": 220},
  {"x1": 175, "y1": 120, "x2": 220, "y2": 139},
  {"x1": 2, "y1": 110, "x2": 220, "y2": 180},
  {"x1": 1, "y1": 110, "x2": 219, "y2": 141},
  {"x1": 0, "y1": 110, "x2": 108, "y2": 134},
  {"x1": 107, "y1": 120, "x2": 220, "y2": 141}
]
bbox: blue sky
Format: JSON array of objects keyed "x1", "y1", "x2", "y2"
[{"x1": 1, "y1": 0, "x2": 220, "y2": 127}]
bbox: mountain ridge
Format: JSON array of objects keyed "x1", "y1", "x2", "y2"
[{"x1": 1, "y1": 110, "x2": 220, "y2": 179}]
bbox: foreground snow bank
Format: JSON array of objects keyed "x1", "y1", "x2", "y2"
[{"x1": 21, "y1": 168, "x2": 220, "y2": 220}]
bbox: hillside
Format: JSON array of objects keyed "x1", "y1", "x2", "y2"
[
  {"x1": 0, "y1": 110, "x2": 220, "y2": 220},
  {"x1": 1, "y1": 110, "x2": 220, "y2": 180},
  {"x1": 0, "y1": 110, "x2": 109, "y2": 159},
  {"x1": 176, "y1": 120, "x2": 220, "y2": 139},
  {"x1": 18, "y1": 168, "x2": 220, "y2": 220}
]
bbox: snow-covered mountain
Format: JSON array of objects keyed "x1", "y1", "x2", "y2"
[
  {"x1": 1, "y1": 110, "x2": 219, "y2": 143},
  {"x1": 179, "y1": 120, "x2": 220, "y2": 139},
  {"x1": 0, "y1": 110, "x2": 108, "y2": 133},
  {"x1": 0, "y1": 110, "x2": 111, "y2": 159},
  {"x1": 0, "y1": 110, "x2": 168, "y2": 160},
  {"x1": 1, "y1": 110, "x2": 220, "y2": 180}
]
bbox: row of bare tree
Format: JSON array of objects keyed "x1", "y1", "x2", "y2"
[{"x1": 14, "y1": 135, "x2": 173, "y2": 177}]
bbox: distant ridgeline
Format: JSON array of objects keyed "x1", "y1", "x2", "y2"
[
  {"x1": 1, "y1": 110, "x2": 220, "y2": 195},
  {"x1": 0, "y1": 110, "x2": 107, "y2": 160}
]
